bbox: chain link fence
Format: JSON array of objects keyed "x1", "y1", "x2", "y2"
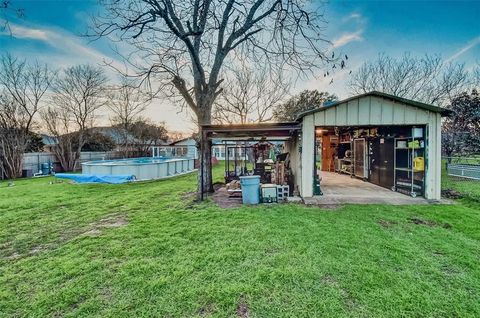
[
  {"x1": 17, "y1": 151, "x2": 144, "y2": 177},
  {"x1": 442, "y1": 156, "x2": 480, "y2": 201}
]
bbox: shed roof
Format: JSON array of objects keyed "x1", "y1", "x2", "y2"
[{"x1": 296, "y1": 91, "x2": 452, "y2": 120}]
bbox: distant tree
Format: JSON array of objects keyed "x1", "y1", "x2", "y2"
[
  {"x1": 442, "y1": 90, "x2": 480, "y2": 158},
  {"x1": 25, "y1": 132, "x2": 45, "y2": 152},
  {"x1": 168, "y1": 131, "x2": 189, "y2": 143},
  {"x1": 213, "y1": 63, "x2": 289, "y2": 124},
  {"x1": 0, "y1": 54, "x2": 53, "y2": 178},
  {"x1": 107, "y1": 77, "x2": 151, "y2": 156},
  {"x1": 82, "y1": 131, "x2": 116, "y2": 152},
  {"x1": 273, "y1": 90, "x2": 338, "y2": 121},
  {"x1": 348, "y1": 53, "x2": 471, "y2": 106},
  {"x1": 42, "y1": 65, "x2": 107, "y2": 171},
  {"x1": 474, "y1": 64, "x2": 480, "y2": 88},
  {"x1": 127, "y1": 120, "x2": 169, "y2": 157}
]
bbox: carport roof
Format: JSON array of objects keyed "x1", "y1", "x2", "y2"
[
  {"x1": 296, "y1": 91, "x2": 452, "y2": 120},
  {"x1": 201, "y1": 122, "x2": 301, "y2": 141}
]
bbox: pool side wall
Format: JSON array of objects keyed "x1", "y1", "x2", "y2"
[{"x1": 81, "y1": 158, "x2": 195, "y2": 180}]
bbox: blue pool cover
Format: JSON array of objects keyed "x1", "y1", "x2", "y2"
[{"x1": 55, "y1": 173, "x2": 135, "y2": 184}]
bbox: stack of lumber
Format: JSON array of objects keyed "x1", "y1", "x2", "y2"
[{"x1": 226, "y1": 180, "x2": 241, "y2": 191}]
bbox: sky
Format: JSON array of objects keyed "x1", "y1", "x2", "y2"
[{"x1": 1, "y1": 0, "x2": 479, "y2": 133}]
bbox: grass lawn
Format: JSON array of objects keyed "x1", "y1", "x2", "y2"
[
  {"x1": 441, "y1": 161, "x2": 480, "y2": 202},
  {"x1": 1, "y1": 165, "x2": 480, "y2": 317}
]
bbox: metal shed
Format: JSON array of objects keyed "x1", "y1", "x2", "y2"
[{"x1": 292, "y1": 91, "x2": 450, "y2": 201}]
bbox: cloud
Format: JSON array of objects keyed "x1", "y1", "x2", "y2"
[
  {"x1": 446, "y1": 36, "x2": 480, "y2": 63},
  {"x1": 332, "y1": 30, "x2": 364, "y2": 49},
  {"x1": 1, "y1": 21, "x2": 125, "y2": 71},
  {"x1": 343, "y1": 12, "x2": 362, "y2": 22},
  {"x1": 2, "y1": 24, "x2": 49, "y2": 41}
]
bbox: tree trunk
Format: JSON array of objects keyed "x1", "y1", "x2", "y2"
[{"x1": 197, "y1": 110, "x2": 214, "y2": 200}]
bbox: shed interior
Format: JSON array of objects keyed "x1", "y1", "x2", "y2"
[{"x1": 315, "y1": 125, "x2": 427, "y2": 198}]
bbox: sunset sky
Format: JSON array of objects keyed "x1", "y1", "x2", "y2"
[{"x1": 1, "y1": 0, "x2": 479, "y2": 133}]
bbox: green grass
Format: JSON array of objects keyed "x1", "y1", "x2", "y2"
[
  {"x1": 1, "y1": 165, "x2": 480, "y2": 317},
  {"x1": 441, "y1": 160, "x2": 480, "y2": 201}
]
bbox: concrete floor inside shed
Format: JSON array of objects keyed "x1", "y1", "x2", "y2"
[{"x1": 305, "y1": 171, "x2": 432, "y2": 205}]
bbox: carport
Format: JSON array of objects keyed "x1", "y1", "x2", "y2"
[{"x1": 199, "y1": 122, "x2": 301, "y2": 200}]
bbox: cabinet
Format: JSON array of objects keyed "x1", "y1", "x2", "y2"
[{"x1": 369, "y1": 137, "x2": 394, "y2": 188}]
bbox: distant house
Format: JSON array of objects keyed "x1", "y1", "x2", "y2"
[
  {"x1": 151, "y1": 137, "x2": 246, "y2": 160},
  {"x1": 151, "y1": 137, "x2": 198, "y2": 159},
  {"x1": 90, "y1": 126, "x2": 168, "y2": 154},
  {"x1": 40, "y1": 134, "x2": 58, "y2": 152}
]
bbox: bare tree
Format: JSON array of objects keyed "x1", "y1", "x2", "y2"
[
  {"x1": 1, "y1": 1, "x2": 25, "y2": 35},
  {"x1": 42, "y1": 65, "x2": 107, "y2": 171},
  {"x1": 348, "y1": 53, "x2": 470, "y2": 106},
  {"x1": 474, "y1": 64, "x2": 480, "y2": 88},
  {"x1": 0, "y1": 54, "x2": 53, "y2": 178},
  {"x1": 213, "y1": 63, "x2": 289, "y2": 124},
  {"x1": 107, "y1": 77, "x2": 151, "y2": 156},
  {"x1": 92, "y1": 0, "x2": 336, "y2": 197},
  {"x1": 273, "y1": 89, "x2": 337, "y2": 121}
]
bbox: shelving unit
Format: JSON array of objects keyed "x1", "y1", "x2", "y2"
[
  {"x1": 335, "y1": 133, "x2": 353, "y2": 176},
  {"x1": 393, "y1": 127, "x2": 425, "y2": 197}
]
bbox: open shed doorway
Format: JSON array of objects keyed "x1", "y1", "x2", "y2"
[{"x1": 314, "y1": 125, "x2": 428, "y2": 201}]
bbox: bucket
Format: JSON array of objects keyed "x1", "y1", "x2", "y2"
[{"x1": 240, "y1": 175, "x2": 261, "y2": 205}]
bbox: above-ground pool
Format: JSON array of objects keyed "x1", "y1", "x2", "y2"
[{"x1": 81, "y1": 157, "x2": 195, "y2": 180}]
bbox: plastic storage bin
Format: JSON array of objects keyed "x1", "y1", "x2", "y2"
[{"x1": 240, "y1": 175, "x2": 261, "y2": 204}]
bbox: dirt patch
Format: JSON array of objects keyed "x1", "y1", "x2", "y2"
[
  {"x1": 5, "y1": 252, "x2": 21, "y2": 260},
  {"x1": 29, "y1": 244, "x2": 49, "y2": 255},
  {"x1": 212, "y1": 187, "x2": 242, "y2": 209},
  {"x1": 82, "y1": 214, "x2": 128, "y2": 237},
  {"x1": 182, "y1": 191, "x2": 196, "y2": 201},
  {"x1": 6, "y1": 244, "x2": 51, "y2": 260},
  {"x1": 321, "y1": 274, "x2": 338, "y2": 286},
  {"x1": 321, "y1": 274, "x2": 359, "y2": 311},
  {"x1": 441, "y1": 189, "x2": 463, "y2": 199},
  {"x1": 198, "y1": 303, "x2": 215, "y2": 317},
  {"x1": 213, "y1": 182, "x2": 225, "y2": 191},
  {"x1": 408, "y1": 217, "x2": 452, "y2": 229},
  {"x1": 236, "y1": 295, "x2": 249, "y2": 318},
  {"x1": 378, "y1": 219, "x2": 398, "y2": 228},
  {"x1": 97, "y1": 215, "x2": 128, "y2": 228},
  {"x1": 83, "y1": 229, "x2": 103, "y2": 237},
  {"x1": 70, "y1": 295, "x2": 86, "y2": 310},
  {"x1": 432, "y1": 250, "x2": 445, "y2": 257}
]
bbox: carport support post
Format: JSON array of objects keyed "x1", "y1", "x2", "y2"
[
  {"x1": 199, "y1": 129, "x2": 208, "y2": 201},
  {"x1": 200, "y1": 131, "x2": 204, "y2": 201},
  {"x1": 425, "y1": 114, "x2": 442, "y2": 200},
  {"x1": 301, "y1": 115, "x2": 315, "y2": 197}
]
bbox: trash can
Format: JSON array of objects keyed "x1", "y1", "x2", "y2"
[
  {"x1": 240, "y1": 175, "x2": 261, "y2": 205},
  {"x1": 41, "y1": 163, "x2": 51, "y2": 175}
]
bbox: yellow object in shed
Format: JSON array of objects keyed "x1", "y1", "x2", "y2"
[{"x1": 413, "y1": 157, "x2": 425, "y2": 172}]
